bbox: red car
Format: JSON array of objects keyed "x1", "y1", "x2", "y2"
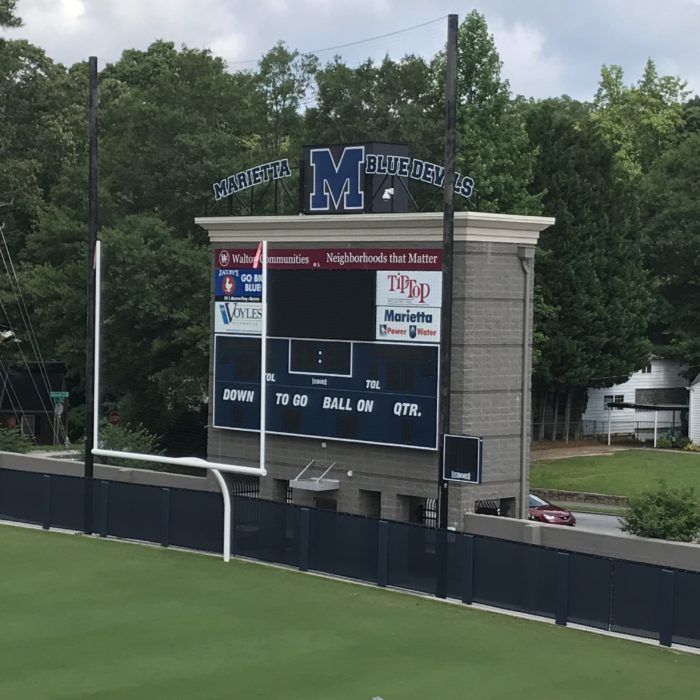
[{"x1": 528, "y1": 494, "x2": 576, "y2": 526}]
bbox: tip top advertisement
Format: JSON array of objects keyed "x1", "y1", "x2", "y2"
[{"x1": 375, "y1": 271, "x2": 442, "y2": 343}]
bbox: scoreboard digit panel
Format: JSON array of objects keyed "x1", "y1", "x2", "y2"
[{"x1": 213, "y1": 335, "x2": 440, "y2": 450}]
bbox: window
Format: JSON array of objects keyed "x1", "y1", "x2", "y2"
[
  {"x1": 604, "y1": 395, "x2": 624, "y2": 410},
  {"x1": 641, "y1": 363, "x2": 652, "y2": 374}
]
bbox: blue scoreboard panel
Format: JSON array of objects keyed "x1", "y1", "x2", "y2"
[{"x1": 213, "y1": 335, "x2": 440, "y2": 450}]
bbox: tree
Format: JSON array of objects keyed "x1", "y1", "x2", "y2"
[
  {"x1": 620, "y1": 482, "x2": 700, "y2": 542},
  {"x1": 592, "y1": 60, "x2": 688, "y2": 179},
  {"x1": 257, "y1": 42, "x2": 317, "y2": 157},
  {"x1": 446, "y1": 11, "x2": 540, "y2": 214},
  {"x1": 98, "y1": 41, "x2": 264, "y2": 230},
  {"x1": 18, "y1": 214, "x2": 210, "y2": 449},
  {"x1": 0, "y1": 0, "x2": 21, "y2": 27},
  {"x1": 641, "y1": 133, "x2": 700, "y2": 371},
  {"x1": 306, "y1": 54, "x2": 440, "y2": 151},
  {"x1": 525, "y1": 98, "x2": 651, "y2": 439},
  {"x1": 0, "y1": 40, "x2": 84, "y2": 252}
]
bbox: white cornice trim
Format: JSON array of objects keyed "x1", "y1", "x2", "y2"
[{"x1": 195, "y1": 211, "x2": 555, "y2": 246}]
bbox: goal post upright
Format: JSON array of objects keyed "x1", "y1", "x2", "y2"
[{"x1": 90, "y1": 240, "x2": 265, "y2": 562}]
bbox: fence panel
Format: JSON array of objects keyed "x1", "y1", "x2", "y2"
[
  {"x1": 386, "y1": 521, "x2": 437, "y2": 595},
  {"x1": 102, "y1": 481, "x2": 163, "y2": 544},
  {"x1": 233, "y1": 496, "x2": 300, "y2": 568},
  {"x1": 473, "y1": 536, "x2": 558, "y2": 618},
  {"x1": 567, "y1": 552, "x2": 612, "y2": 630},
  {"x1": 0, "y1": 468, "x2": 44, "y2": 524},
  {"x1": 445, "y1": 531, "x2": 469, "y2": 600},
  {"x1": 308, "y1": 509, "x2": 378, "y2": 582},
  {"x1": 47, "y1": 474, "x2": 84, "y2": 531},
  {"x1": 672, "y1": 570, "x2": 700, "y2": 648},
  {"x1": 610, "y1": 560, "x2": 662, "y2": 640},
  {"x1": 168, "y1": 488, "x2": 223, "y2": 553}
]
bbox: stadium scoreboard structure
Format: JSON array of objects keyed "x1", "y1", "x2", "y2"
[
  {"x1": 213, "y1": 247, "x2": 443, "y2": 449},
  {"x1": 199, "y1": 143, "x2": 553, "y2": 525}
]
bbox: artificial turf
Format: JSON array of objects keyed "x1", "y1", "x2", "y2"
[
  {"x1": 0, "y1": 524, "x2": 698, "y2": 699},
  {"x1": 531, "y1": 449, "x2": 700, "y2": 498}
]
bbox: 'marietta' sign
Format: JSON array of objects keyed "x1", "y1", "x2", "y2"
[
  {"x1": 211, "y1": 142, "x2": 475, "y2": 215},
  {"x1": 213, "y1": 159, "x2": 291, "y2": 201}
]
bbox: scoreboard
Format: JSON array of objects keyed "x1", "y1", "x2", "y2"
[
  {"x1": 212, "y1": 247, "x2": 442, "y2": 450},
  {"x1": 213, "y1": 336, "x2": 439, "y2": 449}
]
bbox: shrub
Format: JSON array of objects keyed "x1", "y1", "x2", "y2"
[
  {"x1": 0, "y1": 427, "x2": 32, "y2": 453},
  {"x1": 620, "y1": 481, "x2": 700, "y2": 542},
  {"x1": 85, "y1": 422, "x2": 163, "y2": 469},
  {"x1": 684, "y1": 441, "x2": 700, "y2": 453},
  {"x1": 655, "y1": 435, "x2": 690, "y2": 450}
]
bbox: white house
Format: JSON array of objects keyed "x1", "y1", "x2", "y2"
[
  {"x1": 581, "y1": 358, "x2": 688, "y2": 438},
  {"x1": 689, "y1": 374, "x2": 700, "y2": 445}
]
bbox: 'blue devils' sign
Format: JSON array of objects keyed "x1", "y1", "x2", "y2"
[{"x1": 301, "y1": 142, "x2": 475, "y2": 215}]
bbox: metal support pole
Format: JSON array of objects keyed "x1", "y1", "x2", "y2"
[
  {"x1": 260, "y1": 240, "x2": 268, "y2": 473},
  {"x1": 654, "y1": 410, "x2": 658, "y2": 448},
  {"x1": 518, "y1": 247, "x2": 534, "y2": 519},
  {"x1": 84, "y1": 55, "x2": 98, "y2": 534},
  {"x1": 437, "y1": 13, "x2": 458, "y2": 530}
]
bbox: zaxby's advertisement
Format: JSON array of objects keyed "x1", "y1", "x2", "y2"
[{"x1": 214, "y1": 268, "x2": 262, "y2": 301}]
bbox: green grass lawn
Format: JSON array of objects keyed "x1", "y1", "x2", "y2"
[
  {"x1": 1, "y1": 525, "x2": 698, "y2": 699},
  {"x1": 531, "y1": 449, "x2": 700, "y2": 498}
]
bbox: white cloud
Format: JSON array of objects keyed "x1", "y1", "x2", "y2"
[
  {"x1": 20, "y1": 0, "x2": 86, "y2": 33},
  {"x1": 490, "y1": 19, "x2": 566, "y2": 98},
  {"x1": 208, "y1": 31, "x2": 251, "y2": 66}
]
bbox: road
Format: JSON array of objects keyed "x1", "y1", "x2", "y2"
[{"x1": 571, "y1": 511, "x2": 629, "y2": 537}]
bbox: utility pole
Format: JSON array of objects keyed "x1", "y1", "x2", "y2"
[
  {"x1": 437, "y1": 14, "x2": 458, "y2": 530},
  {"x1": 84, "y1": 56, "x2": 98, "y2": 534}
]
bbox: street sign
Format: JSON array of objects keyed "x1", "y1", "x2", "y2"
[{"x1": 50, "y1": 391, "x2": 69, "y2": 401}]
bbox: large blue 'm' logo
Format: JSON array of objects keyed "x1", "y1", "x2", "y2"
[{"x1": 309, "y1": 146, "x2": 365, "y2": 212}]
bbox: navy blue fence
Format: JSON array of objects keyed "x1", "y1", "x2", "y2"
[{"x1": 1, "y1": 466, "x2": 699, "y2": 649}]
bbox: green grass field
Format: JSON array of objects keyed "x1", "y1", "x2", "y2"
[
  {"x1": 1, "y1": 525, "x2": 698, "y2": 699},
  {"x1": 531, "y1": 449, "x2": 700, "y2": 498}
]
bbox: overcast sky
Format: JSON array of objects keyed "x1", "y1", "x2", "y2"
[{"x1": 4, "y1": 0, "x2": 700, "y2": 100}]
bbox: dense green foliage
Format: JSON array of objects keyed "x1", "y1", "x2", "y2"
[
  {"x1": 642, "y1": 133, "x2": 700, "y2": 373},
  {"x1": 0, "y1": 0, "x2": 21, "y2": 28},
  {"x1": 0, "y1": 426, "x2": 31, "y2": 452},
  {"x1": 2, "y1": 525, "x2": 699, "y2": 699},
  {"x1": 620, "y1": 481, "x2": 700, "y2": 541},
  {"x1": 86, "y1": 421, "x2": 163, "y2": 468},
  {"x1": 524, "y1": 98, "x2": 652, "y2": 435},
  {"x1": 0, "y1": 5, "x2": 697, "y2": 449}
]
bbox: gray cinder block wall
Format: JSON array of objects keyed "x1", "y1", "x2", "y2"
[{"x1": 198, "y1": 212, "x2": 553, "y2": 529}]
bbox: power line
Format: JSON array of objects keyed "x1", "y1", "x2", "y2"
[{"x1": 227, "y1": 15, "x2": 447, "y2": 66}]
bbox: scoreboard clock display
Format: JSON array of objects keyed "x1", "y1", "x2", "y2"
[
  {"x1": 213, "y1": 336, "x2": 439, "y2": 449},
  {"x1": 212, "y1": 247, "x2": 442, "y2": 450}
]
